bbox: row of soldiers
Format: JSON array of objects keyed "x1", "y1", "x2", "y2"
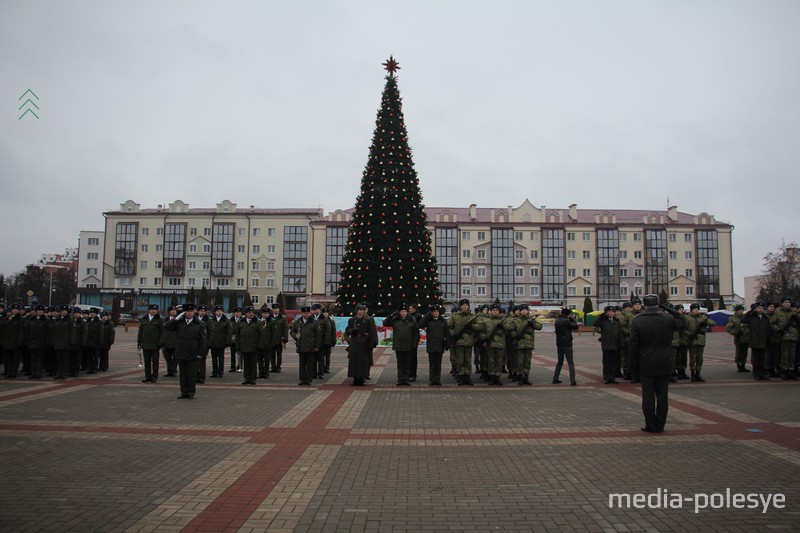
[
  {"x1": 725, "y1": 297, "x2": 800, "y2": 380},
  {"x1": 594, "y1": 300, "x2": 717, "y2": 384},
  {"x1": 0, "y1": 303, "x2": 116, "y2": 380},
  {"x1": 137, "y1": 303, "x2": 337, "y2": 386}
]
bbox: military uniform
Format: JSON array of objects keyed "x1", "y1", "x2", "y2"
[
  {"x1": 684, "y1": 305, "x2": 716, "y2": 382},
  {"x1": 52, "y1": 306, "x2": 74, "y2": 380},
  {"x1": 291, "y1": 307, "x2": 322, "y2": 386},
  {"x1": 196, "y1": 306, "x2": 211, "y2": 383},
  {"x1": 726, "y1": 306, "x2": 750, "y2": 372},
  {"x1": 670, "y1": 305, "x2": 689, "y2": 380},
  {"x1": 98, "y1": 312, "x2": 116, "y2": 371},
  {"x1": 69, "y1": 309, "x2": 85, "y2": 377},
  {"x1": 419, "y1": 305, "x2": 449, "y2": 386},
  {"x1": 161, "y1": 308, "x2": 178, "y2": 376},
  {"x1": 228, "y1": 308, "x2": 243, "y2": 372},
  {"x1": 257, "y1": 308, "x2": 273, "y2": 379},
  {"x1": 553, "y1": 309, "x2": 579, "y2": 385},
  {"x1": 311, "y1": 304, "x2": 329, "y2": 379},
  {"x1": 2, "y1": 305, "x2": 25, "y2": 378},
  {"x1": 743, "y1": 303, "x2": 771, "y2": 380},
  {"x1": 384, "y1": 304, "x2": 420, "y2": 386},
  {"x1": 345, "y1": 305, "x2": 374, "y2": 386},
  {"x1": 83, "y1": 309, "x2": 102, "y2": 374},
  {"x1": 447, "y1": 299, "x2": 481, "y2": 385},
  {"x1": 509, "y1": 306, "x2": 542, "y2": 385},
  {"x1": 137, "y1": 305, "x2": 164, "y2": 383},
  {"x1": 594, "y1": 307, "x2": 623, "y2": 384},
  {"x1": 769, "y1": 298, "x2": 799, "y2": 379},
  {"x1": 166, "y1": 304, "x2": 207, "y2": 399},
  {"x1": 25, "y1": 306, "x2": 51, "y2": 379},
  {"x1": 322, "y1": 309, "x2": 336, "y2": 373},
  {"x1": 269, "y1": 304, "x2": 289, "y2": 372},
  {"x1": 480, "y1": 305, "x2": 515, "y2": 385},
  {"x1": 208, "y1": 306, "x2": 232, "y2": 378},
  {"x1": 236, "y1": 308, "x2": 262, "y2": 385}
]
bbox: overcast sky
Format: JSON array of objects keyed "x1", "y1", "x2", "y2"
[{"x1": 2, "y1": 0, "x2": 798, "y2": 294}]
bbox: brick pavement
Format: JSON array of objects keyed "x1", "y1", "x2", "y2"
[{"x1": 0, "y1": 329, "x2": 797, "y2": 532}]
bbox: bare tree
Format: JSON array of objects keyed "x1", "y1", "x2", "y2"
[{"x1": 756, "y1": 242, "x2": 800, "y2": 304}]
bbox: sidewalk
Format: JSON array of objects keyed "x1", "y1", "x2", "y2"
[{"x1": 0, "y1": 329, "x2": 797, "y2": 532}]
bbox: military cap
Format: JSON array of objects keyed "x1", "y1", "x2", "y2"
[
  {"x1": 489, "y1": 303, "x2": 501, "y2": 311},
  {"x1": 60, "y1": 305, "x2": 70, "y2": 312},
  {"x1": 322, "y1": 307, "x2": 329, "y2": 313},
  {"x1": 233, "y1": 306, "x2": 242, "y2": 312},
  {"x1": 82, "y1": 309, "x2": 90, "y2": 314},
  {"x1": 755, "y1": 301, "x2": 766, "y2": 308},
  {"x1": 398, "y1": 303, "x2": 409, "y2": 311},
  {"x1": 430, "y1": 304, "x2": 441, "y2": 311},
  {"x1": 10, "y1": 303, "x2": 22, "y2": 310},
  {"x1": 631, "y1": 297, "x2": 642, "y2": 305},
  {"x1": 300, "y1": 305, "x2": 311, "y2": 312},
  {"x1": 100, "y1": 311, "x2": 109, "y2": 317},
  {"x1": 622, "y1": 302, "x2": 631, "y2": 309},
  {"x1": 561, "y1": 308, "x2": 572, "y2": 316},
  {"x1": 198, "y1": 305, "x2": 208, "y2": 311},
  {"x1": 690, "y1": 303, "x2": 701, "y2": 310},
  {"x1": 356, "y1": 303, "x2": 367, "y2": 310},
  {"x1": 311, "y1": 303, "x2": 321, "y2": 310},
  {"x1": 642, "y1": 294, "x2": 659, "y2": 307},
  {"x1": 244, "y1": 306, "x2": 255, "y2": 313},
  {"x1": 458, "y1": 298, "x2": 470, "y2": 307},
  {"x1": 271, "y1": 303, "x2": 281, "y2": 309},
  {"x1": 604, "y1": 305, "x2": 614, "y2": 312},
  {"x1": 675, "y1": 304, "x2": 684, "y2": 310},
  {"x1": 148, "y1": 304, "x2": 159, "y2": 311},
  {"x1": 34, "y1": 304, "x2": 45, "y2": 311},
  {"x1": 90, "y1": 307, "x2": 99, "y2": 314},
  {"x1": 734, "y1": 304, "x2": 745, "y2": 311},
  {"x1": 614, "y1": 306, "x2": 623, "y2": 312},
  {"x1": 72, "y1": 307, "x2": 82, "y2": 314},
  {"x1": 167, "y1": 306, "x2": 176, "y2": 312},
  {"x1": 260, "y1": 305, "x2": 270, "y2": 313},
  {"x1": 214, "y1": 305, "x2": 224, "y2": 311},
  {"x1": 183, "y1": 303, "x2": 195, "y2": 311},
  {"x1": 781, "y1": 296, "x2": 792, "y2": 304}
]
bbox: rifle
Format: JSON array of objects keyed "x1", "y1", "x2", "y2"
[
  {"x1": 686, "y1": 319, "x2": 708, "y2": 344},
  {"x1": 509, "y1": 318, "x2": 537, "y2": 349},
  {"x1": 451, "y1": 315, "x2": 477, "y2": 344},
  {"x1": 483, "y1": 316, "x2": 509, "y2": 348}
]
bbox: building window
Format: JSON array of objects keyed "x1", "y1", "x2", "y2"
[
  {"x1": 669, "y1": 233, "x2": 677, "y2": 242},
  {"x1": 168, "y1": 278, "x2": 181, "y2": 286},
  {"x1": 140, "y1": 261, "x2": 148, "y2": 270},
  {"x1": 568, "y1": 268, "x2": 576, "y2": 277},
  {"x1": 203, "y1": 228, "x2": 212, "y2": 236},
  {"x1": 236, "y1": 262, "x2": 244, "y2": 271},
  {"x1": 686, "y1": 286, "x2": 694, "y2": 296},
  {"x1": 695, "y1": 230, "x2": 719, "y2": 298},
  {"x1": 267, "y1": 261, "x2": 275, "y2": 271},
  {"x1": 634, "y1": 251, "x2": 642, "y2": 259},
  {"x1": 283, "y1": 226, "x2": 308, "y2": 293},
  {"x1": 492, "y1": 228, "x2": 514, "y2": 301},
  {"x1": 264, "y1": 296, "x2": 274, "y2": 305},
  {"x1": 619, "y1": 268, "x2": 628, "y2": 277},
  {"x1": 153, "y1": 244, "x2": 162, "y2": 252},
  {"x1": 188, "y1": 261, "x2": 196, "y2": 269},
  {"x1": 141, "y1": 227, "x2": 149, "y2": 236},
  {"x1": 530, "y1": 286, "x2": 539, "y2": 297},
  {"x1": 267, "y1": 245, "x2": 276, "y2": 254},
  {"x1": 462, "y1": 266, "x2": 472, "y2": 277},
  {"x1": 189, "y1": 244, "x2": 197, "y2": 253},
  {"x1": 139, "y1": 277, "x2": 147, "y2": 285},
  {"x1": 582, "y1": 250, "x2": 591, "y2": 259},
  {"x1": 238, "y1": 228, "x2": 246, "y2": 236},
  {"x1": 462, "y1": 286, "x2": 472, "y2": 296},
  {"x1": 86, "y1": 268, "x2": 97, "y2": 275},
  {"x1": 634, "y1": 284, "x2": 643, "y2": 296},
  {"x1": 515, "y1": 250, "x2": 524, "y2": 260},
  {"x1": 201, "y1": 278, "x2": 209, "y2": 287},
  {"x1": 514, "y1": 231, "x2": 523, "y2": 241},
  {"x1": 685, "y1": 251, "x2": 693, "y2": 260},
  {"x1": 596, "y1": 228, "x2": 620, "y2": 301},
  {"x1": 567, "y1": 232, "x2": 575, "y2": 241},
  {"x1": 462, "y1": 231, "x2": 471, "y2": 241},
  {"x1": 476, "y1": 249, "x2": 486, "y2": 260},
  {"x1": 216, "y1": 278, "x2": 230, "y2": 287},
  {"x1": 88, "y1": 238, "x2": 100, "y2": 246},
  {"x1": 236, "y1": 278, "x2": 244, "y2": 287},
  {"x1": 542, "y1": 228, "x2": 565, "y2": 303},
  {"x1": 201, "y1": 261, "x2": 209, "y2": 270},
  {"x1": 633, "y1": 233, "x2": 642, "y2": 241},
  {"x1": 253, "y1": 245, "x2": 260, "y2": 254},
  {"x1": 251, "y1": 261, "x2": 260, "y2": 270},
  {"x1": 87, "y1": 252, "x2": 99, "y2": 260},
  {"x1": 515, "y1": 286, "x2": 524, "y2": 296},
  {"x1": 163, "y1": 223, "x2": 186, "y2": 277},
  {"x1": 114, "y1": 223, "x2": 138, "y2": 276},
  {"x1": 515, "y1": 267, "x2": 524, "y2": 278},
  {"x1": 634, "y1": 268, "x2": 643, "y2": 277},
  {"x1": 686, "y1": 268, "x2": 693, "y2": 277},
  {"x1": 251, "y1": 277, "x2": 260, "y2": 287},
  {"x1": 530, "y1": 250, "x2": 539, "y2": 259},
  {"x1": 477, "y1": 266, "x2": 487, "y2": 278},
  {"x1": 669, "y1": 251, "x2": 677, "y2": 260},
  {"x1": 619, "y1": 251, "x2": 628, "y2": 259},
  {"x1": 530, "y1": 267, "x2": 539, "y2": 278},
  {"x1": 670, "y1": 286, "x2": 679, "y2": 296},
  {"x1": 582, "y1": 232, "x2": 591, "y2": 241},
  {"x1": 568, "y1": 250, "x2": 576, "y2": 259},
  {"x1": 435, "y1": 228, "x2": 458, "y2": 300},
  {"x1": 268, "y1": 228, "x2": 276, "y2": 237},
  {"x1": 211, "y1": 223, "x2": 235, "y2": 277},
  {"x1": 188, "y1": 278, "x2": 196, "y2": 286},
  {"x1": 190, "y1": 228, "x2": 197, "y2": 236},
  {"x1": 685, "y1": 233, "x2": 693, "y2": 242},
  {"x1": 477, "y1": 231, "x2": 486, "y2": 240},
  {"x1": 669, "y1": 269, "x2": 678, "y2": 277},
  {"x1": 252, "y1": 228, "x2": 261, "y2": 236},
  {"x1": 238, "y1": 245, "x2": 245, "y2": 253},
  {"x1": 530, "y1": 232, "x2": 537, "y2": 241},
  {"x1": 266, "y1": 277, "x2": 275, "y2": 288},
  {"x1": 568, "y1": 285, "x2": 577, "y2": 296},
  {"x1": 477, "y1": 285, "x2": 487, "y2": 296},
  {"x1": 645, "y1": 229, "x2": 668, "y2": 297},
  {"x1": 153, "y1": 277, "x2": 161, "y2": 285},
  {"x1": 583, "y1": 268, "x2": 591, "y2": 277},
  {"x1": 462, "y1": 250, "x2": 471, "y2": 259},
  {"x1": 203, "y1": 244, "x2": 211, "y2": 253},
  {"x1": 620, "y1": 284, "x2": 629, "y2": 297},
  {"x1": 583, "y1": 286, "x2": 592, "y2": 295},
  {"x1": 251, "y1": 295, "x2": 259, "y2": 304},
  {"x1": 141, "y1": 244, "x2": 148, "y2": 252},
  {"x1": 620, "y1": 233, "x2": 627, "y2": 241}
]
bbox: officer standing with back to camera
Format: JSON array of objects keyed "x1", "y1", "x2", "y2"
[
  {"x1": 166, "y1": 303, "x2": 207, "y2": 400},
  {"x1": 629, "y1": 294, "x2": 686, "y2": 434}
]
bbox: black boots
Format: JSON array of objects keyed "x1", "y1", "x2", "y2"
[
  {"x1": 520, "y1": 373, "x2": 532, "y2": 386},
  {"x1": 691, "y1": 370, "x2": 706, "y2": 382}
]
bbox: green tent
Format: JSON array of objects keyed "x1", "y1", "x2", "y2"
[{"x1": 584, "y1": 310, "x2": 604, "y2": 326}]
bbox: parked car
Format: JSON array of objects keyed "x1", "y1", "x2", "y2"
[{"x1": 118, "y1": 313, "x2": 138, "y2": 325}]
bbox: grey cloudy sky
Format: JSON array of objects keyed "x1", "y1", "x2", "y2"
[{"x1": 2, "y1": 0, "x2": 798, "y2": 294}]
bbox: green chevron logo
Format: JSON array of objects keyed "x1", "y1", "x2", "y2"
[{"x1": 18, "y1": 89, "x2": 39, "y2": 120}]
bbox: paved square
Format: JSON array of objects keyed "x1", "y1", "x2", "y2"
[{"x1": 0, "y1": 329, "x2": 797, "y2": 532}]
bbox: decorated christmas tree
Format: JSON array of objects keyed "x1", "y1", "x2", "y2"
[{"x1": 336, "y1": 57, "x2": 442, "y2": 316}]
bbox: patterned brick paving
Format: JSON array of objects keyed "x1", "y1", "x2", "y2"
[{"x1": 0, "y1": 329, "x2": 797, "y2": 532}]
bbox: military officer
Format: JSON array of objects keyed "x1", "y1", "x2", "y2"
[
  {"x1": 208, "y1": 305, "x2": 232, "y2": 378},
  {"x1": 553, "y1": 308, "x2": 579, "y2": 385},
  {"x1": 236, "y1": 306, "x2": 262, "y2": 385},
  {"x1": 419, "y1": 304, "x2": 449, "y2": 386},
  {"x1": 311, "y1": 304, "x2": 330, "y2": 379},
  {"x1": 481, "y1": 304, "x2": 514, "y2": 386},
  {"x1": 69, "y1": 307, "x2": 85, "y2": 377},
  {"x1": 228, "y1": 307, "x2": 243, "y2": 372},
  {"x1": 685, "y1": 303, "x2": 716, "y2": 382},
  {"x1": 769, "y1": 296, "x2": 799, "y2": 379},
  {"x1": 2, "y1": 304, "x2": 25, "y2": 379},
  {"x1": 25, "y1": 305, "x2": 50, "y2": 379},
  {"x1": 321, "y1": 307, "x2": 337, "y2": 373},
  {"x1": 726, "y1": 304, "x2": 750, "y2": 372},
  {"x1": 383, "y1": 304, "x2": 419, "y2": 386},
  {"x1": 671, "y1": 304, "x2": 690, "y2": 380},
  {"x1": 137, "y1": 304, "x2": 164, "y2": 383},
  {"x1": 52, "y1": 305, "x2": 73, "y2": 380},
  {"x1": 256, "y1": 306, "x2": 273, "y2": 379},
  {"x1": 510, "y1": 305, "x2": 542, "y2": 385},
  {"x1": 594, "y1": 305, "x2": 623, "y2": 384},
  {"x1": 83, "y1": 308, "x2": 102, "y2": 374},
  {"x1": 195, "y1": 305, "x2": 211, "y2": 383},
  {"x1": 269, "y1": 303, "x2": 289, "y2": 373},
  {"x1": 345, "y1": 304, "x2": 374, "y2": 386},
  {"x1": 407, "y1": 303, "x2": 423, "y2": 382},
  {"x1": 291, "y1": 305, "x2": 322, "y2": 386},
  {"x1": 167, "y1": 303, "x2": 207, "y2": 399},
  {"x1": 447, "y1": 299, "x2": 481, "y2": 385},
  {"x1": 744, "y1": 302, "x2": 771, "y2": 380},
  {"x1": 98, "y1": 311, "x2": 116, "y2": 372},
  {"x1": 161, "y1": 306, "x2": 178, "y2": 377}
]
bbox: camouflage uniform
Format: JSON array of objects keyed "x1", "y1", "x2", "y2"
[
  {"x1": 725, "y1": 308, "x2": 750, "y2": 371},
  {"x1": 509, "y1": 308, "x2": 542, "y2": 385},
  {"x1": 685, "y1": 309, "x2": 716, "y2": 381},
  {"x1": 769, "y1": 301, "x2": 799, "y2": 378},
  {"x1": 447, "y1": 300, "x2": 482, "y2": 385}
]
